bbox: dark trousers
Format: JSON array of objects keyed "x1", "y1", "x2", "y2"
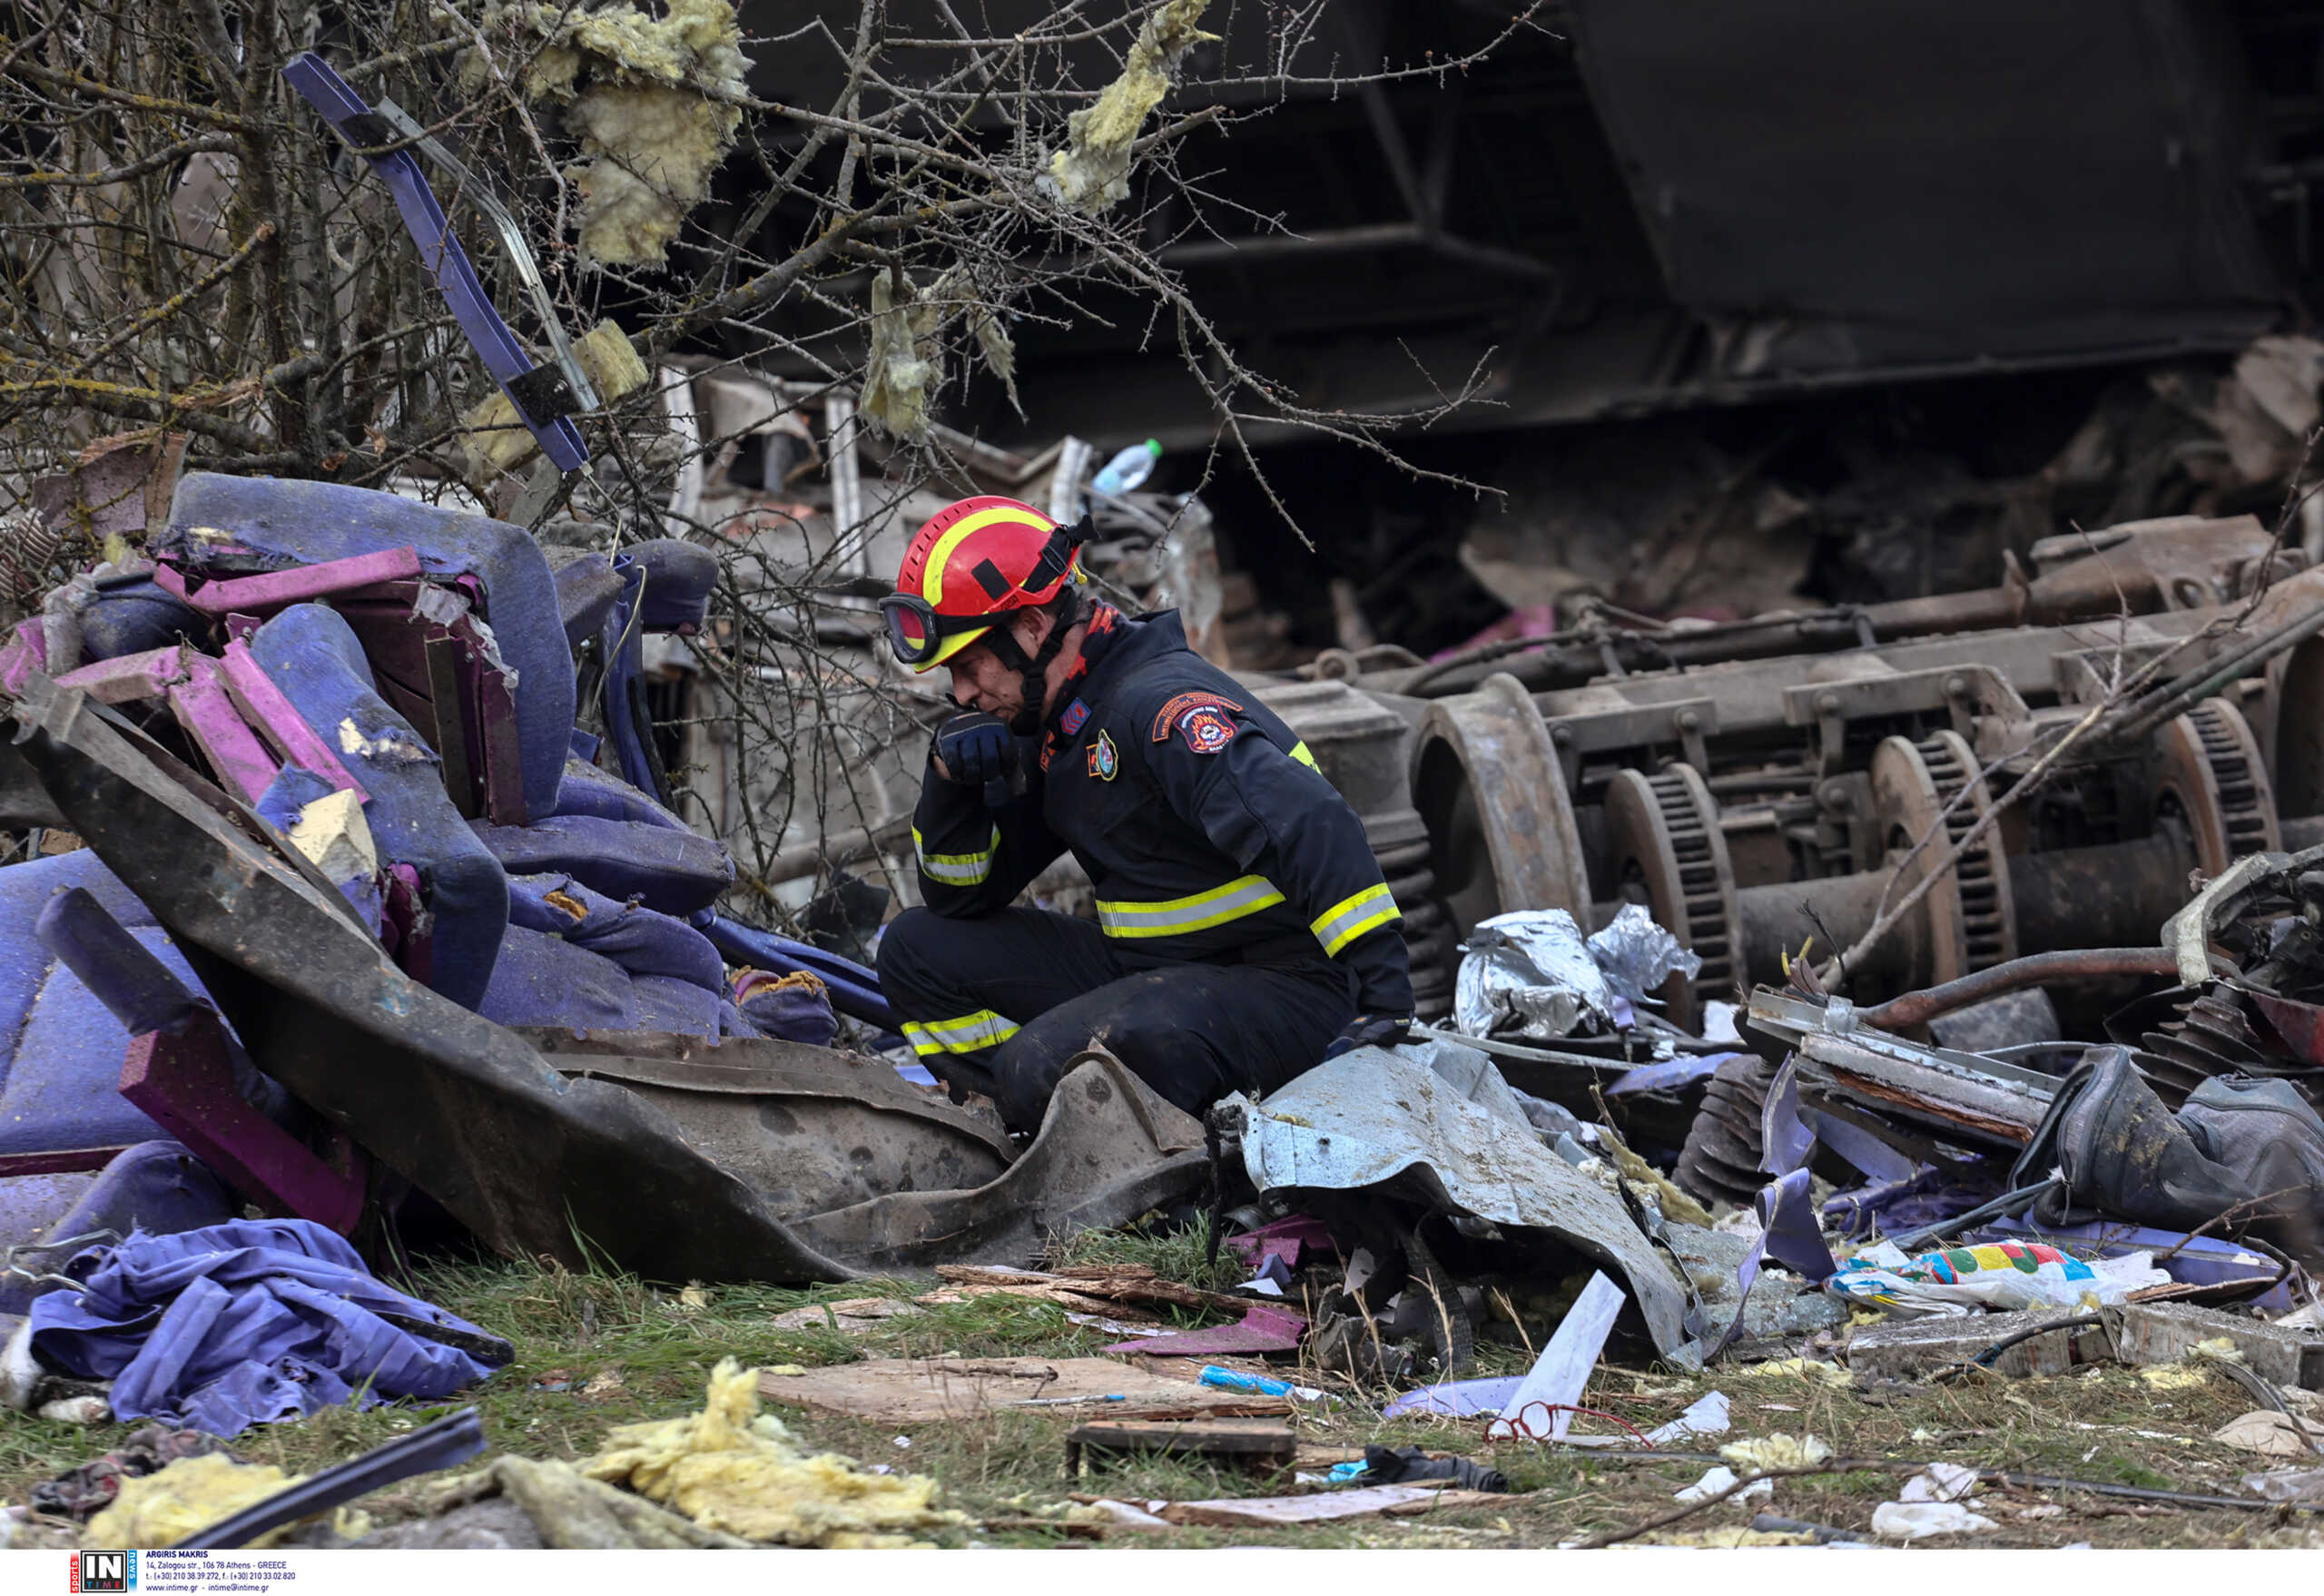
[{"x1": 877, "y1": 905, "x2": 1355, "y2": 1131}]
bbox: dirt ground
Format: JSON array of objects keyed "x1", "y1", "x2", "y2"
[{"x1": 5, "y1": 1234, "x2": 2319, "y2": 1550}]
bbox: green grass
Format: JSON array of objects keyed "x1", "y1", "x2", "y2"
[{"x1": 4, "y1": 1248, "x2": 2316, "y2": 1549}]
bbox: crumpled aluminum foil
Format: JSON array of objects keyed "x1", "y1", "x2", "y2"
[
  {"x1": 1453, "y1": 909, "x2": 1616, "y2": 1039},
  {"x1": 1587, "y1": 902, "x2": 1703, "y2": 1007},
  {"x1": 1453, "y1": 904, "x2": 1702, "y2": 1040}
]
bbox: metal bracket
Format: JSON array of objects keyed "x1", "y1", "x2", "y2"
[
  {"x1": 281, "y1": 53, "x2": 592, "y2": 471},
  {"x1": 1543, "y1": 695, "x2": 1718, "y2": 788}
]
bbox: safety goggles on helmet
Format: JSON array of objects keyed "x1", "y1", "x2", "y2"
[
  {"x1": 879, "y1": 516, "x2": 1093, "y2": 669},
  {"x1": 879, "y1": 592, "x2": 994, "y2": 667}
]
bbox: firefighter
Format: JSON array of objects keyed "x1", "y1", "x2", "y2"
[{"x1": 874, "y1": 494, "x2": 1414, "y2": 1133}]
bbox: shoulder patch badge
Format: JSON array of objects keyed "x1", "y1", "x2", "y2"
[
  {"x1": 1059, "y1": 698, "x2": 1089, "y2": 736},
  {"x1": 1177, "y1": 706, "x2": 1238, "y2": 755},
  {"x1": 1088, "y1": 730, "x2": 1119, "y2": 780},
  {"x1": 1150, "y1": 690, "x2": 1244, "y2": 743}
]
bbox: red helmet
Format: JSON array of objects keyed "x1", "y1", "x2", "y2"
[{"x1": 881, "y1": 496, "x2": 1085, "y2": 672}]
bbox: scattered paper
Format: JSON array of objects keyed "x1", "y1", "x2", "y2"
[
  {"x1": 1489, "y1": 1271, "x2": 1623, "y2": 1441},
  {"x1": 2214, "y1": 1409, "x2": 2324, "y2": 1458},
  {"x1": 1898, "y1": 1463, "x2": 1978, "y2": 1503},
  {"x1": 1674, "y1": 1465, "x2": 1771, "y2": 1506},
  {"x1": 1871, "y1": 1501, "x2": 1998, "y2": 1539}
]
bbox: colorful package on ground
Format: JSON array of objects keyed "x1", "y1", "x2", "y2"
[{"x1": 1825, "y1": 1239, "x2": 2169, "y2": 1316}]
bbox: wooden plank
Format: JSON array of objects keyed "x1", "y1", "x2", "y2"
[{"x1": 758, "y1": 1356, "x2": 1286, "y2": 1426}]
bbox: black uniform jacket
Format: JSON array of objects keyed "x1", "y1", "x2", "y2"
[{"x1": 909, "y1": 609, "x2": 1414, "y2": 1014}]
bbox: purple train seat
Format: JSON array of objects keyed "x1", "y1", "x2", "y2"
[
  {"x1": 468, "y1": 813, "x2": 733, "y2": 917},
  {"x1": 247, "y1": 604, "x2": 507, "y2": 1011},
  {"x1": 155, "y1": 473, "x2": 573, "y2": 820},
  {"x1": 0, "y1": 1141, "x2": 236, "y2": 1315},
  {"x1": 0, "y1": 852, "x2": 203, "y2": 1168},
  {"x1": 478, "y1": 874, "x2": 744, "y2": 1039}
]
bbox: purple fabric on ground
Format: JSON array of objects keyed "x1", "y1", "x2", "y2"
[
  {"x1": 29, "y1": 1217, "x2": 509, "y2": 1435},
  {"x1": 1822, "y1": 1168, "x2": 1985, "y2": 1239}
]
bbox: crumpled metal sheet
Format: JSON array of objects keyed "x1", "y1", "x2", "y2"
[
  {"x1": 9, "y1": 674, "x2": 853, "y2": 1286},
  {"x1": 1453, "y1": 910, "x2": 1616, "y2": 1039},
  {"x1": 796, "y1": 1050, "x2": 1206, "y2": 1269},
  {"x1": 1225, "y1": 1041, "x2": 1696, "y2": 1361}
]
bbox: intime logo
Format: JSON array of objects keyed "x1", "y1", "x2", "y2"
[{"x1": 69, "y1": 1551, "x2": 137, "y2": 1592}]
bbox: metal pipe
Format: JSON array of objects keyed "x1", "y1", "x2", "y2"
[{"x1": 1858, "y1": 948, "x2": 2189, "y2": 1031}]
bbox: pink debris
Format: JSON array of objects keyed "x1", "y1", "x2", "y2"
[
  {"x1": 1224, "y1": 1214, "x2": 1337, "y2": 1273},
  {"x1": 1101, "y1": 1303, "x2": 1306, "y2": 1357}
]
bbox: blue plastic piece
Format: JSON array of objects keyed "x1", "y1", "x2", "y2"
[
  {"x1": 247, "y1": 604, "x2": 507, "y2": 1010},
  {"x1": 162, "y1": 472, "x2": 576, "y2": 823},
  {"x1": 281, "y1": 54, "x2": 587, "y2": 472},
  {"x1": 1197, "y1": 1364, "x2": 1292, "y2": 1396}
]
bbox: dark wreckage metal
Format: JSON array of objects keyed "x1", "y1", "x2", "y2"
[{"x1": 8, "y1": 672, "x2": 1206, "y2": 1278}]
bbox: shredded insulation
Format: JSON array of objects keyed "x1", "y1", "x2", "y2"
[
  {"x1": 87, "y1": 1454, "x2": 370, "y2": 1548},
  {"x1": 470, "y1": 1, "x2": 749, "y2": 268},
  {"x1": 859, "y1": 270, "x2": 937, "y2": 441},
  {"x1": 460, "y1": 318, "x2": 651, "y2": 483},
  {"x1": 859, "y1": 267, "x2": 1017, "y2": 440},
  {"x1": 1047, "y1": 0, "x2": 1216, "y2": 212},
  {"x1": 579, "y1": 1358, "x2": 967, "y2": 1546}
]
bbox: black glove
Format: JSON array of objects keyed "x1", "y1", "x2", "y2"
[
  {"x1": 1324, "y1": 1013, "x2": 1415, "y2": 1059},
  {"x1": 934, "y1": 712, "x2": 1014, "y2": 788}
]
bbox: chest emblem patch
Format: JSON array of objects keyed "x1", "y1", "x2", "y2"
[
  {"x1": 1059, "y1": 698, "x2": 1089, "y2": 736},
  {"x1": 1088, "y1": 730, "x2": 1119, "y2": 781}
]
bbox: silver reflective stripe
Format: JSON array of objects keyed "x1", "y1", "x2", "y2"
[
  {"x1": 914, "y1": 823, "x2": 999, "y2": 886},
  {"x1": 1310, "y1": 883, "x2": 1402, "y2": 957},
  {"x1": 903, "y1": 1009, "x2": 1019, "y2": 1056},
  {"x1": 1097, "y1": 874, "x2": 1285, "y2": 939}
]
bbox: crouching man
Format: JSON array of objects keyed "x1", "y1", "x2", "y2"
[{"x1": 874, "y1": 495, "x2": 1415, "y2": 1132}]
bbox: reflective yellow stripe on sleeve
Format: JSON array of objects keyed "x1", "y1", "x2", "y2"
[
  {"x1": 1097, "y1": 874, "x2": 1285, "y2": 939},
  {"x1": 1289, "y1": 741, "x2": 1320, "y2": 771},
  {"x1": 1310, "y1": 882, "x2": 1402, "y2": 957},
  {"x1": 901, "y1": 1009, "x2": 1019, "y2": 1057},
  {"x1": 912, "y1": 823, "x2": 999, "y2": 886}
]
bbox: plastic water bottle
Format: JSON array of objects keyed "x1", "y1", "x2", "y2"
[{"x1": 1090, "y1": 438, "x2": 1162, "y2": 498}]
